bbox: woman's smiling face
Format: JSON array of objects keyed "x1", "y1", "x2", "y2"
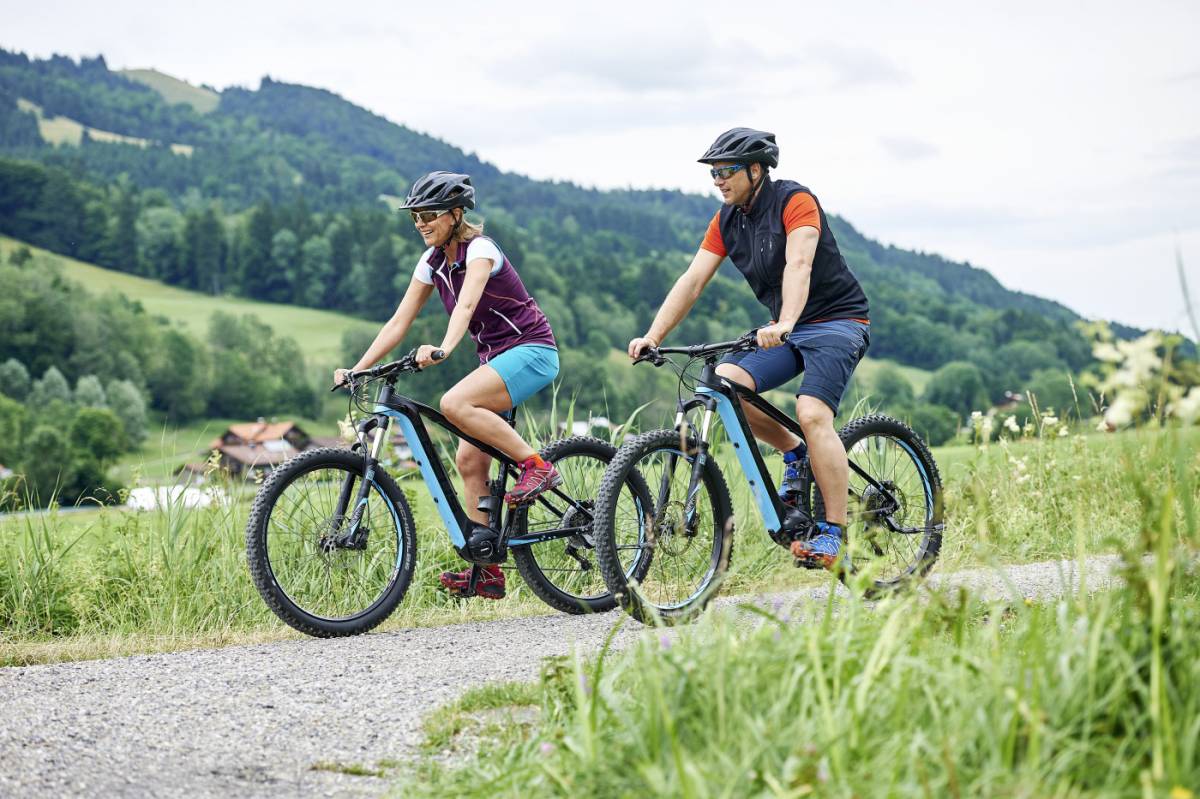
[{"x1": 411, "y1": 208, "x2": 456, "y2": 246}]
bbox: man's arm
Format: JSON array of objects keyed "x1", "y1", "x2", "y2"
[
  {"x1": 629, "y1": 248, "x2": 724, "y2": 357},
  {"x1": 758, "y1": 226, "x2": 818, "y2": 348}
]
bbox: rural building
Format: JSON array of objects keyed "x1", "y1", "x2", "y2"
[{"x1": 178, "y1": 419, "x2": 415, "y2": 481}]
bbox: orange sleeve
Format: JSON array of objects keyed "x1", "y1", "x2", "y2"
[
  {"x1": 700, "y1": 211, "x2": 726, "y2": 257},
  {"x1": 782, "y1": 193, "x2": 821, "y2": 234}
]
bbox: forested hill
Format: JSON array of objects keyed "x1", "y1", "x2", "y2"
[{"x1": 0, "y1": 47, "x2": 1114, "y2": 400}]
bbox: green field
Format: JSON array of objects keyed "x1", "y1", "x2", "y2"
[
  {"x1": 121, "y1": 68, "x2": 220, "y2": 114},
  {"x1": 1, "y1": 236, "x2": 377, "y2": 370}
]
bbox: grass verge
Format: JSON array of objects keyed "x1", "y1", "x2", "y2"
[{"x1": 397, "y1": 429, "x2": 1199, "y2": 797}]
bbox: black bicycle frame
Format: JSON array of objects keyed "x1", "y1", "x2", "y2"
[
  {"x1": 664, "y1": 357, "x2": 905, "y2": 541},
  {"x1": 334, "y1": 379, "x2": 593, "y2": 560}
]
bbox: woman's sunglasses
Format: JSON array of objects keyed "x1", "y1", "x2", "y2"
[
  {"x1": 409, "y1": 209, "x2": 449, "y2": 224},
  {"x1": 709, "y1": 164, "x2": 747, "y2": 180}
]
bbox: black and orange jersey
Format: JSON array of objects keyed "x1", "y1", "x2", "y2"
[
  {"x1": 698, "y1": 178, "x2": 868, "y2": 326},
  {"x1": 701, "y1": 192, "x2": 822, "y2": 257}
]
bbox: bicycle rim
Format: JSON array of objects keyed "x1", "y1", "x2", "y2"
[
  {"x1": 843, "y1": 433, "x2": 936, "y2": 582},
  {"x1": 623, "y1": 445, "x2": 724, "y2": 612},
  {"x1": 520, "y1": 451, "x2": 649, "y2": 602},
  {"x1": 265, "y1": 463, "x2": 403, "y2": 621}
]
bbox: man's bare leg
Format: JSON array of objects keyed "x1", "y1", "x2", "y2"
[
  {"x1": 795, "y1": 395, "x2": 846, "y2": 526},
  {"x1": 713, "y1": 363, "x2": 802, "y2": 452}
]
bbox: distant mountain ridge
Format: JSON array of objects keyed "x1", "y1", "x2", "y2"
[{"x1": 2, "y1": 45, "x2": 1150, "y2": 399}]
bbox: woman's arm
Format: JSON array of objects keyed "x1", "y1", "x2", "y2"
[
  {"x1": 350, "y1": 275, "x2": 434, "y2": 370},
  {"x1": 425, "y1": 257, "x2": 492, "y2": 362}
]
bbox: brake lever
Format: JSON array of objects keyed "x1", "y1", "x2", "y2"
[{"x1": 633, "y1": 348, "x2": 667, "y2": 367}]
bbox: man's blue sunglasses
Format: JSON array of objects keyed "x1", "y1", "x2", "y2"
[{"x1": 709, "y1": 164, "x2": 747, "y2": 180}]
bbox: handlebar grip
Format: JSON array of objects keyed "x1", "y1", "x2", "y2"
[
  {"x1": 633, "y1": 348, "x2": 666, "y2": 367},
  {"x1": 431, "y1": 349, "x2": 446, "y2": 361}
]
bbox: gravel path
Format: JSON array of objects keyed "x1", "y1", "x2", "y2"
[{"x1": 0, "y1": 555, "x2": 1125, "y2": 797}]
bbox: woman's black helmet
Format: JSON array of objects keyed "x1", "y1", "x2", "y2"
[
  {"x1": 697, "y1": 128, "x2": 779, "y2": 168},
  {"x1": 399, "y1": 171, "x2": 476, "y2": 210}
]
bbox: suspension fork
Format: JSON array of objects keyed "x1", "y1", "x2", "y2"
[
  {"x1": 332, "y1": 414, "x2": 390, "y2": 542},
  {"x1": 682, "y1": 405, "x2": 715, "y2": 535},
  {"x1": 654, "y1": 404, "x2": 714, "y2": 537}
]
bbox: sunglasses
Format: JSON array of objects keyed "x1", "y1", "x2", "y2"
[
  {"x1": 409, "y1": 209, "x2": 449, "y2": 224},
  {"x1": 709, "y1": 164, "x2": 747, "y2": 180}
]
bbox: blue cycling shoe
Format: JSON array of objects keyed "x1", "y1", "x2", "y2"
[
  {"x1": 779, "y1": 447, "x2": 808, "y2": 506},
  {"x1": 790, "y1": 521, "x2": 846, "y2": 571}
]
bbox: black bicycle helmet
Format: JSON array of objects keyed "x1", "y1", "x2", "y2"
[
  {"x1": 399, "y1": 171, "x2": 476, "y2": 210},
  {"x1": 697, "y1": 127, "x2": 779, "y2": 168}
]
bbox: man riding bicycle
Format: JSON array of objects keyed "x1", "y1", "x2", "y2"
[{"x1": 628, "y1": 127, "x2": 870, "y2": 569}]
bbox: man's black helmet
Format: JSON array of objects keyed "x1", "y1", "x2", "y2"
[
  {"x1": 697, "y1": 127, "x2": 779, "y2": 168},
  {"x1": 399, "y1": 171, "x2": 476, "y2": 210}
]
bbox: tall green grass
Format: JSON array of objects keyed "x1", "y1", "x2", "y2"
[
  {"x1": 402, "y1": 430, "x2": 1200, "y2": 797},
  {"x1": 2, "y1": 424, "x2": 1196, "y2": 665}
]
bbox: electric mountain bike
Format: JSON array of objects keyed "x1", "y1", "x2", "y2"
[
  {"x1": 246, "y1": 349, "x2": 654, "y2": 637},
  {"x1": 592, "y1": 329, "x2": 944, "y2": 624}
]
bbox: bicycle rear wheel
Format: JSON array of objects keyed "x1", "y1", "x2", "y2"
[
  {"x1": 593, "y1": 429, "x2": 734, "y2": 625},
  {"x1": 246, "y1": 448, "x2": 416, "y2": 637},
  {"x1": 812, "y1": 414, "x2": 943, "y2": 594},
  {"x1": 511, "y1": 436, "x2": 653, "y2": 614}
]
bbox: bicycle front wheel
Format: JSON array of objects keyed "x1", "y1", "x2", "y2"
[
  {"x1": 246, "y1": 448, "x2": 416, "y2": 637},
  {"x1": 593, "y1": 429, "x2": 734, "y2": 625},
  {"x1": 511, "y1": 436, "x2": 653, "y2": 615}
]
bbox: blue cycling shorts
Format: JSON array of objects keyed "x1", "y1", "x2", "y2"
[
  {"x1": 719, "y1": 319, "x2": 870, "y2": 414},
  {"x1": 486, "y1": 344, "x2": 560, "y2": 407}
]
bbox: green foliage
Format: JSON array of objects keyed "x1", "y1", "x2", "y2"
[
  {"x1": 206, "y1": 311, "x2": 319, "y2": 418},
  {"x1": 105, "y1": 379, "x2": 147, "y2": 446},
  {"x1": 0, "y1": 47, "x2": 1158, "y2": 428},
  {"x1": 900, "y1": 401, "x2": 960, "y2": 446},
  {"x1": 869, "y1": 363, "x2": 914, "y2": 407},
  {"x1": 19, "y1": 424, "x2": 72, "y2": 504},
  {"x1": 73, "y1": 374, "x2": 107, "y2": 408},
  {"x1": 1023, "y1": 368, "x2": 1079, "y2": 418},
  {"x1": 0, "y1": 357, "x2": 30, "y2": 399},
  {"x1": 923, "y1": 360, "x2": 988, "y2": 417},
  {"x1": 0, "y1": 392, "x2": 26, "y2": 466},
  {"x1": 68, "y1": 407, "x2": 126, "y2": 463},
  {"x1": 28, "y1": 365, "x2": 71, "y2": 407}
]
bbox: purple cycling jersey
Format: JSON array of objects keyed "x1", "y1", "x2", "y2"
[{"x1": 425, "y1": 237, "x2": 557, "y2": 364}]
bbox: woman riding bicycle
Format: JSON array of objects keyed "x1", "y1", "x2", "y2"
[{"x1": 335, "y1": 171, "x2": 561, "y2": 600}]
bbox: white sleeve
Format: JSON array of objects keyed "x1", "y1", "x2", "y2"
[
  {"x1": 413, "y1": 247, "x2": 435, "y2": 284},
  {"x1": 465, "y1": 238, "x2": 505, "y2": 276}
]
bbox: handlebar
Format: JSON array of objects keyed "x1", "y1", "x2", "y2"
[
  {"x1": 633, "y1": 328, "x2": 766, "y2": 368},
  {"x1": 331, "y1": 348, "x2": 445, "y2": 391}
]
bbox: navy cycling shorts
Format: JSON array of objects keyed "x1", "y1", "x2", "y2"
[{"x1": 719, "y1": 319, "x2": 870, "y2": 414}]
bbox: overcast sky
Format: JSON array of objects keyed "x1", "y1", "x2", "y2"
[{"x1": 5, "y1": 0, "x2": 1199, "y2": 335}]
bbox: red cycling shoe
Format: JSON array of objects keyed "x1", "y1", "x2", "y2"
[
  {"x1": 439, "y1": 564, "x2": 506, "y2": 599},
  {"x1": 504, "y1": 456, "x2": 562, "y2": 506}
]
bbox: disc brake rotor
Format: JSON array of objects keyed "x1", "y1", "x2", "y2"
[{"x1": 650, "y1": 499, "x2": 696, "y2": 557}]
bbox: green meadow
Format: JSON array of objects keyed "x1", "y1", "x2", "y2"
[{"x1": 0, "y1": 236, "x2": 376, "y2": 371}]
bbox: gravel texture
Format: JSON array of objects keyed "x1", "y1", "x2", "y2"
[{"x1": 0, "y1": 555, "x2": 1125, "y2": 797}]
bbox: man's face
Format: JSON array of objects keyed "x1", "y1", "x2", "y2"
[{"x1": 711, "y1": 161, "x2": 756, "y2": 205}]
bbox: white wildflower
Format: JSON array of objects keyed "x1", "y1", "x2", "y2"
[
  {"x1": 1004, "y1": 415, "x2": 1020, "y2": 434},
  {"x1": 1170, "y1": 386, "x2": 1200, "y2": 425},
  {"x1": 1104, "y1": 392, "x2": 1140, "y2": 428}
]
